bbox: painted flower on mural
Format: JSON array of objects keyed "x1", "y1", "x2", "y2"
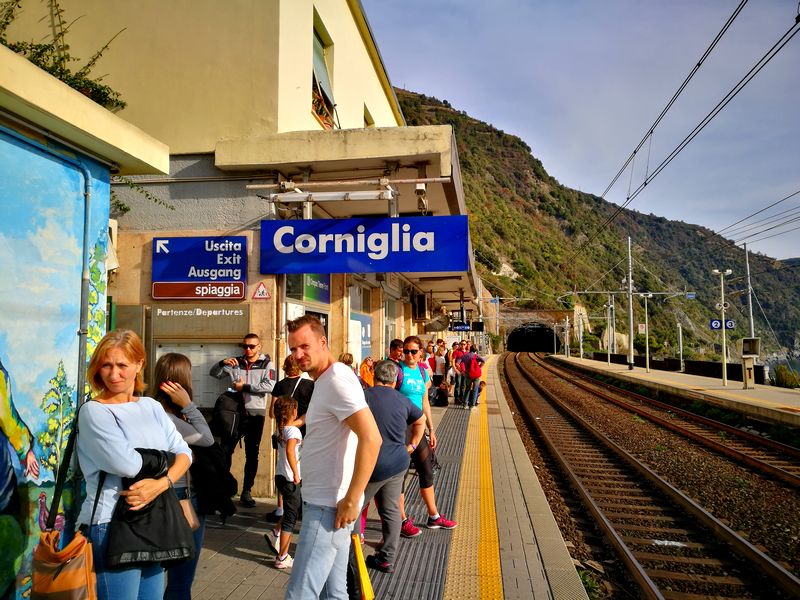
[{"x1": 36, "y1": 360, "x2": 75, "y2": 476}]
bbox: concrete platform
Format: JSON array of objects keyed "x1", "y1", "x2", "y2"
[
  {"x1": 191, "y1": 356, "x2": 586, "y2": 599},
  {"x1": 552, "y1": 355, "x2": 800, "y2": 427}
]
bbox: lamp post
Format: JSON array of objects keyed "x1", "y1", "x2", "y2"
[
  {"x1": 712, "y1": 268, "x2": 732, "y2": 386},
  {"x1": 640, "y1": 293, "x2": 653, "y2": 373},
  {"x1": 677, "y1": 321, "x2": 684, "y2": 372}
]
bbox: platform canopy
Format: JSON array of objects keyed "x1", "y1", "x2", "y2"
[{"x1": 217, "y1": 124, "x2": 480, "y2": 305}]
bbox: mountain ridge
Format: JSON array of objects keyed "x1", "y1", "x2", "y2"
[{"x1": 396, "y1": 88, "x2": 800, "y2": 356}]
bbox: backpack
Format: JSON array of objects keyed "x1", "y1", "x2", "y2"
[
  {"x1": 210, "y1": 390, "x2": 245, "y2": 446},
  {"x1": 467, "y1": 355, "x2": 482, "y2": 379},
  {"x1": 395, "y1": 363, "x2": 428, "y2": 389},
  {"x1": 189, "y1": 443, "x2": 238, "y2": 520}
]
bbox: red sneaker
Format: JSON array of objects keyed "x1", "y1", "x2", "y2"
[
  {"x1": 426, "y1": 515, "x2": 457, "y2": 529},
  {"x1": 400, "y1": 518, "x2": 421, "y2": 538}
]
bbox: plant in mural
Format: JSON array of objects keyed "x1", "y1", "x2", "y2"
[
  {"x1": 36, "y1": 360, "x2": 75, "y2": 476},
  {"x1": 87, "y1": 240, "x2": 107, "y2": 363}
]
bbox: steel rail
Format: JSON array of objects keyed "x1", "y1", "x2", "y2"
[
  {"x1": 540, "y1": 355, "x2": 800, "y2": 489},
  {"x1": 509, "y1": 352, "x2": 800, "y2": 598}
]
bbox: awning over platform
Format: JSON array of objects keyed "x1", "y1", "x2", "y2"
[{"x1": 218, "y1": 125, "x2": 480, "y2": 304}]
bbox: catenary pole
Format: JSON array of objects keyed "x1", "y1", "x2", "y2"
[
  {"x1": 627, "y1": 236, "x2": 635, "y2": 370},
  {"x1": 745, "y1": 243, "x2": 755, "y2": 338}
]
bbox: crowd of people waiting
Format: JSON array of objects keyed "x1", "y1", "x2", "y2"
[{"x1": 69, "y1": 323, "x2": 485, "y2": 600}]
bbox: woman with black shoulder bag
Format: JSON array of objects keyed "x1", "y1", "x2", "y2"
[{"x1": 75, "y1": 330, "x2": 193, "y2": 600}]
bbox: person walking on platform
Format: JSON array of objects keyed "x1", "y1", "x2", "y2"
[
  {"x1": 284, "y1": 315, "x2": 381, "y2": 600},
  {"x1": 460, "y1": 345, "x2": 486, "y2": 410},
  {"x1": 395, "y1": 336, "x2": 457, "y2": 537},
  {"x1": 362, "y1": 360, "x2": 426, "y2": 573},
  {"x1": 209, "y1": 333, "x2": 276, "y2": 508},
  {"x1": 452, "y1": 340, "x2": 468, "y2": 406}
]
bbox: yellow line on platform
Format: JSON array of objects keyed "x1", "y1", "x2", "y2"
[{"x1": 444, "y1": 356, "x2": 503, "y2": 600}]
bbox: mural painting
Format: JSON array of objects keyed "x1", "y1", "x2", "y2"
[{"x1": 0, "y1": 125, "x2": 109, "y2": 599}]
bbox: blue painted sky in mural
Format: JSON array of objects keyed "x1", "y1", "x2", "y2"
[{"x1": 0, "y1": 130, "x2": 110, "y2": 482}]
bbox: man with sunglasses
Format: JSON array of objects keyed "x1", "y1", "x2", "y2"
[{"x1": 210, "y1": 333, "x2": 276, "y2": 507}]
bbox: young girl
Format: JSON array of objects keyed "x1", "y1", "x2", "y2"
[{"x1": 265, "y1": 395, "x2": 302, "y2": 569}]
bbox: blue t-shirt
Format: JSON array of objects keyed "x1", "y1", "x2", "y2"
[
  {"x1": 365, "y1": 386, "x2": 423, "y2": 482},
  {"x1": 397, "y1": 363, "x2": 428, "y2": 409}
]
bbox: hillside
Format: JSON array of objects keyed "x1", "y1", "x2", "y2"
[{"x1": 396, "y1": 89, "x2": 800, "y2": 357}]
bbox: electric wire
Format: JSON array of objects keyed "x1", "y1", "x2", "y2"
[
  {"x1": 567, "y1": 10, "x2": 800, "y2": 264},
  {"x1": 723, "y1": 200, "x2": 800, "y2": 238},
  {"x1": 716, "y1": 187, "x2": 800, "y2": 236}
]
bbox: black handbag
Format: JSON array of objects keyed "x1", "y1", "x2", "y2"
[{"x1": 106, "y1": 449, "x2": 195, "y2": 567}]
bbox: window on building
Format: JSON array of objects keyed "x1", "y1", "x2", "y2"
[
  {"x1": 312, "y1": 29, "x2": 336, "y2": 129},
  {"x1": 350, "y1": 286, "x2": 372, "y2": 313},
  {"x1": 364, "y1": 105, "x2": 375, "y2": 128}
]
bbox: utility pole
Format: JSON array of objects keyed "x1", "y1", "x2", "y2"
[
  {"x1": 677, "y1": 321, "x2": 684, "y2": 372},
  {"x1": 744, "y1": 243, "x2": 755, "y2": 338},
  {"x1": 627, "y1": 236, "x2": 635, "y2": 370},
  {"x1": 610, "y1": 295, "x2": 617, "y2": 353},
  {"x1": 606, "y1": 295, "x2": 612, "y2": 365},
  {"x1": 712, "y1": 268, "x2": 732, "y2": 386},
  {"x1": 578, "y1": 314, "x2": 584, "y2": 359},
  {"x1": 565, "y1": 316, "x2": 570, "y2": 357}
]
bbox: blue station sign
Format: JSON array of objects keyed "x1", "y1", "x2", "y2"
[
  {"x1": 260, "y1": 216, "x2": 469, "y2": 274},
  {"x1": 152, "y1": 236, "x2": 247, "y2": 300}
]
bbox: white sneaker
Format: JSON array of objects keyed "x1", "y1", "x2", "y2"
[{"x1": 275, "y1": 554, "x2": 294, "y2": 569}]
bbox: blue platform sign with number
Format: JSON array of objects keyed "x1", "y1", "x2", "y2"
[
  {"x1": 260, "y1": 216, "x2": 468, "y2": 274},
  {"x1": 710, "y1": 319, "x2": 722, "y2": 330},
  {"x1": 725, "y1": 319, "x2": 736, "y2": 330}
]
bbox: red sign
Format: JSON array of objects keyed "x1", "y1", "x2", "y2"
[{"x1": 152, "y1": 281, "x2": 245, "y2": 300}]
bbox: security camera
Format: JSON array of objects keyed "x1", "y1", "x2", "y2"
[{"x1": 415, "y1": 183, "x2": 428, "y2": 211}]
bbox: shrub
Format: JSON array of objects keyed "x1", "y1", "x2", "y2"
[{"x1": 773, "y1": 364, "x2": 800, "y2": 389}]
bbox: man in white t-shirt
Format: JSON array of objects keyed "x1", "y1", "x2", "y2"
[{"x1": 284, "y1": 315, "x2": 382, "y2": 599}]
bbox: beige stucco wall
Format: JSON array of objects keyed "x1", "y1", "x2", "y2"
[
  {"x1": 8, "y1": 0, "x2": 401, "y2": 154},
  {"x1": 278, "y1": 0, "x2": 401, "y2": 133}
]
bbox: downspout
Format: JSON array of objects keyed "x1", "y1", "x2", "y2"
[{"x1": 0, "y1": 123, "x2": 95, "y2": 407}]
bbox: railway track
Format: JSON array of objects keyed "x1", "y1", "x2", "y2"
[
  {"x1": 504, "y1": 352, "x2": 800, "y2": 600},
  {"x1": 538, "y1": 354, "x2": 800, "y2": 489}
]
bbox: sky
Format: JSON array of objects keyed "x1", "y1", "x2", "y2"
[{"x1": 362, "y1": 0, "x2": 800, "y2": 260}]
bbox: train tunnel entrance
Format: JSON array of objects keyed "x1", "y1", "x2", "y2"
[{"x1": 507, "y1": 322, "x2": 560, "y2": 353}]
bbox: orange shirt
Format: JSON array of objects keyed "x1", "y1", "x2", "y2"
[{"x1": 359, "y1": 362, "x2": 374, "y2": 387}]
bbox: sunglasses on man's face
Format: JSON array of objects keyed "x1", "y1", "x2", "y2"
[
  {"x1": 403, "y1": 349, "x2": 419, "y2": 355},
  {"x1": 242, "y1": 343, "x2": 259, "y2": 350}
]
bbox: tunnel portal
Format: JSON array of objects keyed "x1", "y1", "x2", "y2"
[{"x1": 506, "y1": 322, "x2": 560, "y2": 353}]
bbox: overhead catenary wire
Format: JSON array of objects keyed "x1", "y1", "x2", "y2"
[
  {"x1": 716, "y1": 188, "x2": 800, "y2": 236},
  {"x1": 567, "y1": 8, "x2": 800, "y2": 265},
  {"x1": 565, "y1": 1, "x2": 749, "y2": 263}
]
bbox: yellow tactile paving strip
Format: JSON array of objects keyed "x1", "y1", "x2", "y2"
[{"x1": 443, "y1": 356, "x2": 503, "y2": 600}]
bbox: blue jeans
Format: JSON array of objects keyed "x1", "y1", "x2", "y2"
[
  {"x1": 165, "y1": 490, "x2": 206, "y2": 600},
  {"x1": 89, "y1": 522, "x2": 164, "y2": 600},
  {"x1": 467, "y1": 377, "x2": 482, "y2": 407},
  {"x1": 285, "y1": 502, "x2": 354, "y2": 600},
  {"x1": 454, "y1": 372, "x2": 466, "y2": 402}
]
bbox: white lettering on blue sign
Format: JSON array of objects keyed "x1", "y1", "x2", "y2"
[
  {"x1": 187, "y1": 266, "x2": 243, "y2": 280},
  {"x1": 273, "y1": 223, "x2": 435, "y2": 260}
]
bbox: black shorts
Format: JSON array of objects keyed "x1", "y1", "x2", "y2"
[{"x1": 410, "y1": 435, "x2": 435, "y2": 489}]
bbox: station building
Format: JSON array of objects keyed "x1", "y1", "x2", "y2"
[{"x1": 11, "y1": 0, "x2": 495, "y2": 495}]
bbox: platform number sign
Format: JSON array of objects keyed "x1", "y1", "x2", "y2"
[
  {"x1": 710, "y1": 319, "x2": 736, "y2": 330},
  {"x1": 710, "y1": 320, "x2": 722, "y2": 330},
  {"x1": 725, "y1": 319, "x2": 735, "y2": 330}
]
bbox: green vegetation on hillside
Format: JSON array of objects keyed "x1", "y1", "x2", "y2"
[{"x1": 397, "y1": 89, "x2": 800, "y2": 355}]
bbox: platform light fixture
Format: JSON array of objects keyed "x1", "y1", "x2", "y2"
[{"x1": 711, "y1": 268, "x2": 732, "y2": 386}]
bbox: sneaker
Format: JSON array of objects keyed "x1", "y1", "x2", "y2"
[
  {"x1": 358, "y1": 533, "x2": 365, "y2": 545},
  {"x1": 264, "y1": 529, "x2": 280, "y2": 555},
  {"x1": 463, "y1": 404, "x2": 469, "y2": 410},
  {"x1": 240, "y1": 491, "x2": 256, "y2": 508},
  {"x1": 365, "y1": 554, "x2": 394, "y2": 573},
  {"x1": 275, "y1": 554, "x2": 294, "y2": 569},
  {"x1": 427, "y1": 515, "x2": 457, "y2": 530},
  {"x1": 400, "y1": 518, "x2": 421, "y2": 538}
]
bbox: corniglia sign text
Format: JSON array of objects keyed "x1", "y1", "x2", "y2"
[{"x1": 260, "y1": 216, "x2": 468, "y2": 274}]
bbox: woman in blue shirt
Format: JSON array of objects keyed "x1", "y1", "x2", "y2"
[{"x1": 395, "y1": 336, "x2": 457, "y2": 536}]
